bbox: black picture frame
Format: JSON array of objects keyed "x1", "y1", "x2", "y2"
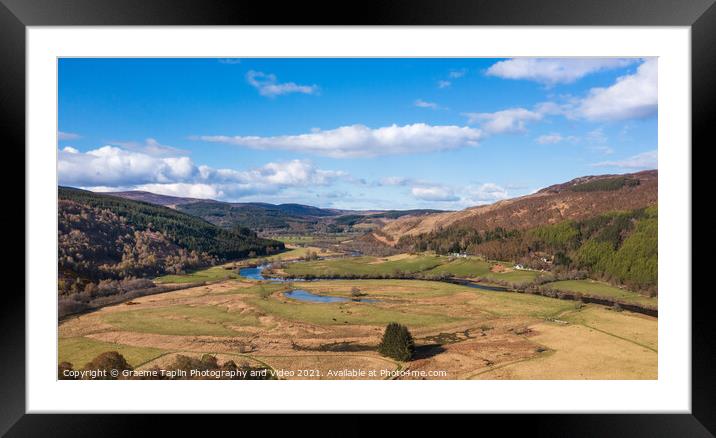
[{"x1": 2, "y1": 0, "x2": 710, "y2": 435}]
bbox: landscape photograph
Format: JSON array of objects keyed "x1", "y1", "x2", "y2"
[{"x1": 57, "y1": 57, "x2": 658, "y2": 380}]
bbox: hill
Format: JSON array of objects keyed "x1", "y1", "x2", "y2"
[
  {"x1": 58, "y1": 187, "x2": 284, "y2": 293},
  {"x1": 379, "y1": 170, "x2": 657, "y2": 242},
  {"x1": 384, "y1": 170, "x2": 658, "y2": 293},
  {"x1": 106, "y1": 190, "x2": 444, "y2": 234},
  {"x1": 104, "y1": 190, "x2": 204, "y2": 207},
  {"x1": 106, "y1": 191, "x2": 345, "y2": 232}
]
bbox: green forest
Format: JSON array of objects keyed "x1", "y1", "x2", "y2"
[{"x1": 398, "y1": 206, "x2": 657, "y2": 294}]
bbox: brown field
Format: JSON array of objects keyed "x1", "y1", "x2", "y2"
[{"x1": 59, "y1": 274, "x2": 657, "y2": 380}]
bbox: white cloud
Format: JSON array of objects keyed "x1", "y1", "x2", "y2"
[
  {"x1": 411, "y1": 186, "x2": 459, "y2": 202},
  {"x1": 577, "y1": 58, "x2": 657, "y2": 121},
  {"x1": 246, "y1": 70, "x2": 318, "y2": 97},
  {"x1": 197, "y1": 123, "x2": 484, "y2": 158},
  {"x1": 380, "y1": 176, "x2": 411, "y2": 186},
  {"x1": 449, "y1": 69, "x2": 467, "y2": 79},
  {"x1": 463, "y1": 183, "x2": 510, "y2": 204},
  {"x1": 437, "y1": 80, "x2": 451, "y2": 89},
  {"x1": 486, "y1": 58, "x2": 636, "y2": 85},
  {"x1": 59, "y1": 146, "x2": 197, "y2": 187},
  {"x1": 134, "y1": 183, "x2": 223, "y2": 199},
  {"x1": 62, "y1": 146, "x2": 79, "y2": 154},
  {"x1": 414, "y1": 99, "x2": 439, "y2": 109},
  {"x1": 536, "y1": 133, "x2": 564, "y2": 144},
  {"x1": 58, "y1": 131, "x2": 81, "y2": 141},
  {"x1": 408, "y1": 181, "x2": 510, "y2": 207},
  {"x1": 592, "y1": 150, "x2": 657, "y2": 169},
  {"x1": 58, "y1": 145, "x2": 348, "y2": 200},
  {"x1": 464, "y1": 108, "x2": 543, "y2": 134},
  {"x1": 536, "y1": 133, "x2": 578, "y2": 144},
  {"x1": 113, "y1": 138, "x2": 188, "y2": 157},
  {"x1": 589, "y1": 145, "x2": 615, "y2": 155}
]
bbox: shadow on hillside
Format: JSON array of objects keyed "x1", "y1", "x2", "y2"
[{"x1": 413, "y1": 344, "x2": 446, "y2": 360}]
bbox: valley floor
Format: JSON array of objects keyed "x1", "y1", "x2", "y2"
[{"x1": 59, "y1": 264, "x2": 657, "y2": 380}]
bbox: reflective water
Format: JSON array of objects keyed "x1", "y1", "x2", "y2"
[{"x1": 284, "y1": 289, "x2": 378, "y2": 303}]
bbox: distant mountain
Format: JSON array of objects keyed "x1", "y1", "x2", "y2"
[
  {"x1": 104, "y1": 190, "x2": 204, "y2": 207},
  {"x1": 105, "y1": 191, "x2": 345, "y2": 231},
  {"x1": 104, "y1": 190, "x2": 445, "y2": 233}
]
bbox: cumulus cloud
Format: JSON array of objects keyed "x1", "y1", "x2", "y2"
[
  {"x1": 463, "y1": 108, "x2": 543, "y2": 134},
  {"x1": 437, "y1": 80, "x2": 451, "y2": 89},
  {"x1": 133, "y1": 183, "x2": 224, "y2": 199},
  {"x1": 58, "y1": 131, "x2": 81, "y2": 141},
  {"x1": 59, "y1": 146, "x2": 196, "y2": 187},
  {"x1": 246, "y1": 70, "x2": 318, "y2": 97},
  {"x1": 577, "y1": 58, "x2": 657, "y2": 121},
  {"x1": 463, "y1": 183, "x2": 510, "y2": 204},
  {"x1": 486, "y1": 58, "x2": 636, "y2": 85},
  {"x1": 414, "y1": 99, "x2": 440, "y2": 109},
  {"x1": 411, "y1": 186, "x2": 459, "y2": 202},
  {"x1": 592, "y1": 150, "x2": 657, "y2": 169},
  {"x1": 58, "y1": 145, "x2": 348, "y2": 199},
  {"x1": 197, "y1": 123, "x2": 484, "y2": 158},
  {"x1": 407, "y1": 181, "x2": 510, "y2": 207}
]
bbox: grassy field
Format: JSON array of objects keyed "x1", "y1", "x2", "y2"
[
  {"x1": 59, "y1": 337, "x2": 166, "y2": 368},
  {"x1": 283, "y1": 254, "x2": 444, "y2": 277},
  {"x1": 544, "y1": 279, "x2": 657, "y2": 307},
  {"x1": 296, "y1": 279, "x2": 475, "y2": 299},
  {"x1": 243, "y1": 246, "x2": 339, "y2": 264},
  {"x1": 102, "y1": 304, "x2": 259, "y2": 336},
  {"x1": 468, "y1": 289, "x2": 575, "y2": 318},
  {"x1": 485, "y1": 270, "x2": 542, "y2": 284},
  {"x1": 563, "y1": 306, "x2": 657, "y2": 351},
  {"x1": 471, "y1": 320, "x2": 657, "y2": 379},
  {"x1": 272, "y1": 235, "x2": 315, "y2": 244},
  {"x1": 248, "y1": 295, "x2": 460, "y2": 327},
  {"x1": 59, "y1": 262, "x2": 657, "y2": 380},
  {"x1": 424, "y1": 258, "x2": 492, "y2": 277},
  {"x1": 155, "y1": 266, "x2": 239, "y2": 284}
]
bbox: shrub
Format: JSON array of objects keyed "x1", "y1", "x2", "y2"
[
  {"x1": 82, "y1": 351, "x2": 133, "y2": 379},
  {"x1": 377, "y1": 322, "x2": 415, "y2": 361}
]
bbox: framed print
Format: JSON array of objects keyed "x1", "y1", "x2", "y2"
[{"x1": 3, "y1": 0, "x2": 712, "y2": 435}]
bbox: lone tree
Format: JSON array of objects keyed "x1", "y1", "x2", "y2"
[{"x1": 378, "y1": 322, "x2": 415, "y2": 361}]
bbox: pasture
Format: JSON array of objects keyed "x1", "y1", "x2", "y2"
[
  {"x1": 59, "y1": 268, "x2": 657, "y2": 379},
  {"x1": 544, "y1": 279, "x2": 657, "y2": 307}
]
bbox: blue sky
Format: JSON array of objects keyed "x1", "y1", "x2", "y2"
[{"x1": 58, "y1": 58, "x2": 657, "y2": 210}]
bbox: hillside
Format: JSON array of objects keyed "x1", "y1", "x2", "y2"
[
  {"x1": 386, "y1": 170, "x2": 658, "y2": 293},
  {"x1": 379, "y1": 170, "x2": 657, "y2": 243},
  {"x1": 104, "y1": 190, "x2": 204, "y2": 207},
  {"x1": 58, "y1": 187, "x2": 284, "y2": 293},
  {"x1": 107, "y1": 191, "x2": 346, "y2": 232}
]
